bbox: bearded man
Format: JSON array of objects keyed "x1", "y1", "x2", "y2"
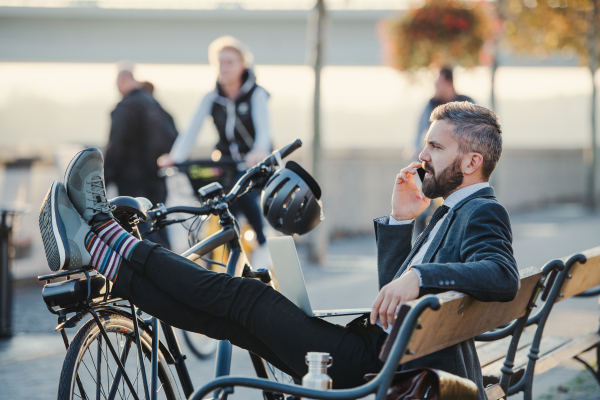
[
  {"x1": 371, "y1": 101, "x2": 519, "y2": 399},
  {"x1": 39, "y1": 101, "x2": 518, "y2": 400}
]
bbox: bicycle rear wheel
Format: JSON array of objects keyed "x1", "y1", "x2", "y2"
[{"x1": 57, "y1": 311, "x2": 181, "y2": 400}]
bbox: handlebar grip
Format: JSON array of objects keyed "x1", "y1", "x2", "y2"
[
  {"x1": 263, "y1": 139, "x2": 302, "y2": 166},
  {"x1": 146, "y1": 205, "x2": 212, "y2": 222}
]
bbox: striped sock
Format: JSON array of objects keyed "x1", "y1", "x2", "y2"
[
  {"x1": 85, "y1": 232, "x2": 123, "y2": 282},
  {"x1": 92, "y1": 219, "x2": 139, "y2": 261}
]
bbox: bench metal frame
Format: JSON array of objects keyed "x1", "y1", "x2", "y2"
[
  {"x1": 474, "y1": 259, "x2": 564, "y2": 399},
  {"x1": 189, "y1": 261, "x2": 563, "y2": 400},
  {"x1": 491, "y1": 253, "x2": 600, "y2": 400}
]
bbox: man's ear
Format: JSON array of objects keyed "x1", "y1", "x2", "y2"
[{"x1": 463, "y1": 153, "x2": 484, "y2": 176}]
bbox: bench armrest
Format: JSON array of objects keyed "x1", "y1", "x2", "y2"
[{"x1": 189, "y1": 376, "x2": 379, "y2": 400}]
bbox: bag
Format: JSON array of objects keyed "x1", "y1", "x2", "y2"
[
  {"x1": 144, "y1": 100, "x2": 178, "y2": 176},
  {"x1": 364, "y1": 368, "x2": 478, "y2": 400}
]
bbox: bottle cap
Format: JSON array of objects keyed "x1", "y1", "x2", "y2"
[{"x1": 305, "y1": 352, "x2": 333, "y2": 366}]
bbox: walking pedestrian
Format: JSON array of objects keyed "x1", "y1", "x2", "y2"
[{"x1": 105, "y1": 68, "x2": 178, "y2": 249}]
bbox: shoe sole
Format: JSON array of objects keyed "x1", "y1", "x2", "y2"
[
  {"x1": 39, "y1": 182, "x2": 70, "y2": 271},
  {"x1": 64, "y1": 147, "x2": 97, "y2": 197}
]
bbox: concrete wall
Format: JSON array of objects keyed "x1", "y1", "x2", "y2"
[{"x1": 315, "y1": 147, "x2": 592, "y2": 235}]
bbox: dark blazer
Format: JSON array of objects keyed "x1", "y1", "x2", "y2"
[{"x1": 374, "y1": 186, "x2": 520, "y2": 400}]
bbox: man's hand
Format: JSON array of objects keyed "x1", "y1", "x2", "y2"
[
  {"x1": 391, "y1": 161, "x2": 430, "y2": 221},
  {"x1": 370, "y1": 269, "x2": 420, "y2": 330}
]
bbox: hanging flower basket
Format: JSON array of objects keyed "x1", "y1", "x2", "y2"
[{"x1": 383, "y1": 0, "x2": 494, "y2": 72}]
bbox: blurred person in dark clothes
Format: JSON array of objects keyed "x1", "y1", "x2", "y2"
[
  {"x1": 412, "y1": 67, "x2": 474, "y2": 237},
  {"x1": 105, "y1": 69, "x2": 178, "y2": 249}
]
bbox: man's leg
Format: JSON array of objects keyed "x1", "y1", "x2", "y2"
[
  {"x1": 111, "y1": 261, "x2": 299, "y2": 379},
  {"x1": 121, "y1": 240, "x2": 385, "y2": 388}
]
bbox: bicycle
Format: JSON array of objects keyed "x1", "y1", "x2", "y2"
[
  {"x1": 40, "y1": 140, "x2": 304, "y2": 400},
  {"x1": 161, "y1": 155, "x2": 279, "y2": 360}
]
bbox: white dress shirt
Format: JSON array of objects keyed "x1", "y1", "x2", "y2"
[
  {"x1": 377, "y1": 182, "x2": 489, "y2": 334},
  {"x1": 390, "y1": 182, "x2": 490, "y2": 278}
]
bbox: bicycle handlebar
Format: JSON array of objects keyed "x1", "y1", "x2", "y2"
[
  {"x1": 262, "y1": 139, "x2": 302, "y2": 167},
  {"x1": 147, "y1": 139, "x2": 303, "y2": 223}
]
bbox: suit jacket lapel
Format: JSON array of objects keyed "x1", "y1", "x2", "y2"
[{"x1": 421, "y1": 186, "x2": 497, "y2": 264}]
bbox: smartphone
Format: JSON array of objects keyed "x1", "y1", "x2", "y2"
[
  {"x1": 413, "y1": 167, "x2": 425, "y2": 192},
  {"x1": 417, "y1": 167, "x2": 426, "y2": 183}
]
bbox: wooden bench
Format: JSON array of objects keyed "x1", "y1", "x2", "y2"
[
  {"x1": 190, "y1": 260, "x2": 558, "y2": 400},
  {"x1": 476, "y1": 247, "x2": 600, "y2": 400}
]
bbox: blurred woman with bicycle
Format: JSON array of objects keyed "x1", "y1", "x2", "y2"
[{"x1": 159, "y1": 36, "x2": 272, "y2": 269}]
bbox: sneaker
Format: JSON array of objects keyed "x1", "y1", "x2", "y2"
[
  {"x1": 64, "y1": 147, "x2": 114, "y2": 223},
  {"x1": 39, "y1": 181, "x2": 92, "y2": 271}
]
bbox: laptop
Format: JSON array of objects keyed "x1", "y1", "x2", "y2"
[{"x1": 266, "y1": 236, "x2": 371, "y2": 318}]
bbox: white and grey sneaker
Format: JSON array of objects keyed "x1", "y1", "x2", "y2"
[
  {"x1": 39, "y1": 181, "x2": 92, "y2": 271},
  {"x1": 64, "y1": 147, "x2": 114, "y2": 223}
]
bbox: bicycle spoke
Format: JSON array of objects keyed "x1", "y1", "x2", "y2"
[
  {"x1": 97, "y1": 336, "x2": 118, "y2": 383},
  {"x1": 97, "y1": 334, "x2": 102, "y2": 400},
  {"x1": 76, "y1": 373, "x2": 90, "y2": 400},
  {"x1": 107, "y1": 333, "x2": 129, "y2": 400},
  {"x1": 81, "y1": 345, "x2": 108, "y2": 400},
  {"x1": 125, "y1": 366, "x2": 145, "y2": 400}
]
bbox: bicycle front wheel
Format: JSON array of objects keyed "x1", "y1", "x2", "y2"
[
  {"x1": 181, "y1": 330, "x2": 218, "y2": 359},
  {"x1": 57, "y1": 311, "x2": 181, "y2": 400}
]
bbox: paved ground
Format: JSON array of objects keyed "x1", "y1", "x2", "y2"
[{"x1": 1, "y1": 204, "x2": 600, "y2": 399}]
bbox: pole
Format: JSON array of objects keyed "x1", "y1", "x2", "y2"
[
  {"x1": 308, "y1": 0, "x2": 327, "y2": 263},
  {"x1": 0, "y1": 211, "x2": 13, "y2": 338},
  {"x1": 586, "y1": 0, "x2": 598, "y2": 210}
]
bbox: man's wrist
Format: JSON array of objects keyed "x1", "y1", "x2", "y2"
[
  {"x1": 410, "y1": 268, "x2": 423, "y2": 286},
  {"x1": 389, "y1": 214, "x2": 415, "y2": 225}
]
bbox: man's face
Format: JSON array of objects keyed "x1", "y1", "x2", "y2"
[{"x1": 418, "y1": 120, "x2": 465, "y2": 199}]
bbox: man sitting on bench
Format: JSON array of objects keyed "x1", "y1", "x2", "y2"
[{"x1": 39, "y1": 101, "x2": 519, "y2": 399}]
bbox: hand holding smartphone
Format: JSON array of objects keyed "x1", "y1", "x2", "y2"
[{"x1": 414, "y1": 167, "x2": 425, "y2": 193}]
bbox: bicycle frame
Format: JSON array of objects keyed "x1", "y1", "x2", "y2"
[{"x1": 177, "y1": 208, "x2": 279, "y2": 399}]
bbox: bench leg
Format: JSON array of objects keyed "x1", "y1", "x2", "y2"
[{"x1": 574, "y1": 348, "x2": 600, "y2": 388}]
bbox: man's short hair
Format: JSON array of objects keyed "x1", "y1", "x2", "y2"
[
  {"x1": 430, "y1": 101, "x2": 502, "y2": 180},
  {"x1": 439, "y1": 67, "x2": 453, "y2": 84}
]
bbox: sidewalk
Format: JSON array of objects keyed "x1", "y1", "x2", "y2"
[{"x1": 1, "y1": 204, "x2": 599, "y2": 399}]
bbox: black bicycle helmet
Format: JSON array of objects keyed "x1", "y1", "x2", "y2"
[{"x1": 261, "y1": 161, "x2": 323, "y2": 235}]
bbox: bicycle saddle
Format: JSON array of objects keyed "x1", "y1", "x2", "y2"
[{"x1": 109, "y1": 196, "x2": 153, "y2": 221}]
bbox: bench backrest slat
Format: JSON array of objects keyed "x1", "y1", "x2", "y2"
[
  {"x1": 380, "y1": 267, "x2": 542, "y2": 364},
  {"x1": 557, "y1": 246, "x2": 600, "y2": 301}
]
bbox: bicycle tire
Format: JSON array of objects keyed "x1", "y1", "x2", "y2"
[
  {"x1": 57, "y1": 311, "x2": 182, "y2": 400},
  {"x1": 181, "y1": 330, "x2": 218, "y2": 360}
]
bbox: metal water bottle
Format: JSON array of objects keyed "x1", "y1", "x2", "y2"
[{"x1": 302, "y1": 352, "x2": 333, "y2": 399}]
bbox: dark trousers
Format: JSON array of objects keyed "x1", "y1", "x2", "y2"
[
  {"x1": 229, "y1": 173, "x2": 266, "y2": 245},
  {"x1": 111, "y1": 240, "x2": 386, "y2": 388},
  {"x1": 115, "y1": 179, "x2": 171, "y2": 249}
]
